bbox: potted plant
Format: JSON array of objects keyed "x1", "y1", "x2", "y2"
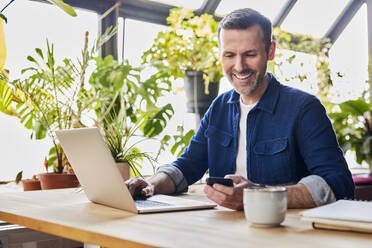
[
  {"x1": 21, "y1": 178, "x2": 42, "y2": 191},
  {"x1": 16, "y1": 171, "x2": 41, "y2": 191},
  {"x1": 142, "y1": 8, "x2": 223, "y2": 118},
  {"x1": 0, "y1": 28, "x2": 116, "y2": 189},
  {"x1": 328, "y1": 52, "x2": 372, "y2": 176},
  {"x1": 97, "y1": 112, "x2": 156, "y2": 180},
  {"x1": 330, "y1": 99, "x2": 372, "y2": 175},
  {"x1": 88, "y1": 54, "x2": 175, "y2": 178}
]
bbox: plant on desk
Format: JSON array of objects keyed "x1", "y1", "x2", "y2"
[
  {"x1": 0, "y1": 29, "x2": 193, "y2": 188},
  {"x1": 98, "y1": 112, "x2": 155, "y2": 180},
  {"x1": 89, "y1": 55, "x2": 175, "y2": 178},
  {"x1": 0, "y1": 28, "x2": 116, "y2": 189}
]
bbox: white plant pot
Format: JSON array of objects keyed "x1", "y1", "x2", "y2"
[{"x1": 116, "y1": 162, "x2": 131, "y2": 181}]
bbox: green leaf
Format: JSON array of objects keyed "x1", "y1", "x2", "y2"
[
  {"x1": 35, "y1": 121, "x2": 47, "y2": 139},
  {"x1": 142, "y1": 104, "x2": 174, "y2": 138},
  {"x1": 46, "y1": 0, "x2": 77, "y2": 17},
  {"x1": 35, "y1": 48, "x2": 44, "y2": 59},
  {"x1": 169, "y1": 127, "x2": 195, "y2": 157},
  {"x1": 0, "y1": 14, "x2": 8, "y2": 23},
  {"x1": 27, "y1": 56, "x2": 36, "y2": 63},
  {"x1": 0, "y1": 79, "x2": 14, "y2": 115},
  {"x1": 15, "y1": 171, "x2": 23, "y2": 184},
  {"x1": 339, "y1": 100, "x2": 370, "y2": 116},
  {"x1": 48, "y1": 156, "x2": 57, "y2": 166},
  {"x1": 49, "y1": 146, "x2": 57, "y2": 155}
]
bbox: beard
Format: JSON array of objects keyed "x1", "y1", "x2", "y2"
[{"x1": 229, "y1": 64, "x2": 268, "y2": 97}]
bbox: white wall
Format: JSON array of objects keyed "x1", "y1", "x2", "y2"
[{"x1": 0, "y1": 0, "x2": 98, "y2": 181}]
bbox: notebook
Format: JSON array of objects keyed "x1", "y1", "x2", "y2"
[
  {"x1": 300, "y1": 200, "x2": 372, "y2": 234},
  {"x1": 55, "y1": 127, "x2": 216, "y2": 214}
]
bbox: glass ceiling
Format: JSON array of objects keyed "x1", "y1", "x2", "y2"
[
  {"x1": 215, "y1": 0, "x2": 288, "y2": 22},
  {"x1": 151, "y1": 0, "x2": 361, "y2": 40},
  {"x1": 155, "y1": 0, "x2": 203, "y2": 10},
  {"x1": 281, "y1": 0, "x2": 350, "y2": 38}
]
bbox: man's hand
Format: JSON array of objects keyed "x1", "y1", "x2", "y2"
[
  {"x1": 125, "y1": 172, "x2": 176, "y2": 198},
  {"x1": 125, "y1": 176, "x2": 154, "y2": 199},
  {"x1": 203, "y1": 175, "x2": 255, "y2": 210}
]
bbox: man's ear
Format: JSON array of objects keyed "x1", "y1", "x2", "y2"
[{"x1": 268, "y1": 41, "x2": 276, "y2": 61}]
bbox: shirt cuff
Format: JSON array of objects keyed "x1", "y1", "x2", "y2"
[
  {"x1": 298, "y1": 175, "x2": 336, "y2": 206},
  {"x1": 156, "y1": 164, "x2": 188, "y2": 194}
]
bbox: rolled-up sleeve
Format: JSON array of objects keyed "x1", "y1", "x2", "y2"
[
  {"x1": 299, "y1": 175, "x2": 336, "y2": 206},
  {"x1": 296, "y1": 96, "x2": 355, "y2": 200},
  {"x1": 157, "y1": 164, "x2": 188, "y2": 194}
]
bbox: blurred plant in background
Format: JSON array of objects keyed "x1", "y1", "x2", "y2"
[
  {"x1": 271, "y1": 27, "x2": 334, "y2": 101},
  {"x1": 142, "y1": 8, "x2": 223, "y2": 93},
  {"x1": 329, "y1": 99, "x2": 372, "y2": 171}
]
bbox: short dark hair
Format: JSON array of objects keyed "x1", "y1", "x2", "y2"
[{"x1": 218, "y1": 8, "x2": 272, "y2": 54}]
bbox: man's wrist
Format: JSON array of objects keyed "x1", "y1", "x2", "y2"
[
  {"x1": 148, "y1": 172, "x2": 176, "y2": 195},
  {"x1": 148, "y1": 174, "x2": 162, "y2": 194}
]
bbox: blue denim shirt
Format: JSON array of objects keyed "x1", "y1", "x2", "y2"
[{"x1": 172, "y1": 73, "x2": 354, "y2": 200}]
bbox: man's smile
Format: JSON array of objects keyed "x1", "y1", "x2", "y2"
[{"x1": 232, "y1": 71, "x2": 255, "y2": 82}]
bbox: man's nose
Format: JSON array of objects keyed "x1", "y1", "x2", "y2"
[{"x1": 233, "y1": 56, "x2": 245, "y2": 72}]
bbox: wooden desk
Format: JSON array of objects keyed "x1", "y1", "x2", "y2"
[{"x1": 0, "y1": 186, "x2": 371, "y2": 248}]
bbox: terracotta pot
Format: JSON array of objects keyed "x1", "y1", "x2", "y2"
[
  {"x1": 39, "y1": 173, "x2": 80, "y2": 190},
  {"x1": 22, "y1": 179, "x2": 41, "y2": 191},
  {"x1": 116, "y1": 162, "x2": 131, "y2": 181}
]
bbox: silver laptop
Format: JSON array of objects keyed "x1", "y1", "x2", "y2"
[{"x1": 55, "y1": 127, "x2": 216, "y2": 213}]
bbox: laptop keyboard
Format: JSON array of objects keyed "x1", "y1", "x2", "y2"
[{"x1": 135, "y1": 199, "x2": 173, "y2": 208}]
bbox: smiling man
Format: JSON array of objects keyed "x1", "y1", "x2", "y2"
[{"x1": 126, "y1": 8, "x2": 354, "y2": 209}]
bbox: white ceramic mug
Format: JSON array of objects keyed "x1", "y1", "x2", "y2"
[{"x1": 243, "y1": 187, "x2": 287, "y2": 227}]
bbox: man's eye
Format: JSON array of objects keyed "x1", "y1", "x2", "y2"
[{"x1": 224, "y1": 53, "x2": 234, "y2": 58}]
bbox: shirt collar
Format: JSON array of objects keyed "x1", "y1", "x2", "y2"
[
  {"x1": 227, "y1": 73, "x2": 280, "y2": 114},
  {"x1": 255, "y1": 73, "x2": 280, "y2": 114}
]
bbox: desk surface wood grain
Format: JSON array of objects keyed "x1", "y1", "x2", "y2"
[{"x1": 0, "y1": 185, "x2": 371, "y2": 248}]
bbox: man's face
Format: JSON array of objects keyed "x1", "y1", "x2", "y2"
[{"x1": 220, "y1": 25, "x2": 275, "y2": 100}]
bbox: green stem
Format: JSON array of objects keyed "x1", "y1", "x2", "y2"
[
  {"x1": 18, "y1": 87, "x2": 63, "y2": 171},
  {"x1": 76, "y1": 32, "x2": 89, "y2": 120},
  {"x1": 46, "y1": 42, "x2": 62, "y2": 130}
]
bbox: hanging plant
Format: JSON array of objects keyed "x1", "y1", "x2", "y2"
[{"x1": 272, "y1": 27, "x2": 333, "y2": 99}]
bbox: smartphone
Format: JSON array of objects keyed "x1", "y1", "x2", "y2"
[{"x1": 206, "y1": 177, "x2": 233, "y2": 187}]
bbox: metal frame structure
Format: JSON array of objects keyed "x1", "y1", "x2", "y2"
[
  {"x1": 325, "y1": 0, "x2": 364, "y2": 44},
  {"x1": 272, "y1": 0, "x2": 298, "y2": 27},
  {"x1": 30, "y1": 0, "x2": 371, "y2": 59},
  {"x1": 365, "y1": 0, "x2": 372, "y2": 54}
]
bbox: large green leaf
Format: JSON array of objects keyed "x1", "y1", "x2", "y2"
[
  {"x1": 0, "y1": 79, "x2": 14, "y2": 115},
  {"x1": 47, "y1": 0, "x2": 77, "y2": 17},
  {"x1": 142, "y1": 104, "x2": 174, "y2": 138},
  {"x1": 35, "y1": 121, "x2": 47, "y2": 139},
  {"x1": 339, "y1": 100, "x2": 370, "y2": 116},
  {"x1": 170, "y1": 127, "x2": 195, "y2": 157}
]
